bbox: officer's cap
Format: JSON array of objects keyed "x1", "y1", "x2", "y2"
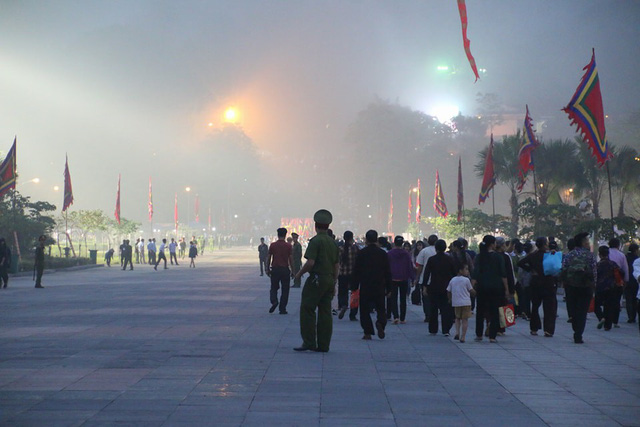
[{"x1": 313, "y1": 209, "x2": 333, "y2": 225}]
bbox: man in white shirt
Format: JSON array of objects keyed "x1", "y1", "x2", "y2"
[
  {"x1": 154, "y1": 238, "x2": 168, "y2": 270},
  {"x1": 147, "y1": 239, "x2": 156, "y2": 265},
  {"x1": 169, "y1": 238, "x2": 179, "y2": 266},
  {"x1": 414, "y1": 235, "x2": 438, "y2": 322},
  {"x1": 138, "y1": 239, "x2": 146, "y2": 264}
]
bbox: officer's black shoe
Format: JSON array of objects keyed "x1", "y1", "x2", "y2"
[
  {"x1": 269, "y1": 303, "x2": 279, "y2": 313},
  {"x1": 293, "y1": 346, "x2": 315, "y2": 352}
]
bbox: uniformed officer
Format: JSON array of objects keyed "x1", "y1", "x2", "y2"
[
  {"x1": 34, "y1": 235, "x2": 46, "y2": 288},
  {"x1": 291, "y1": 232, "x2": 303, "y2": 288},
  {"x1": 293, "y1": 209, "x2": 339, "y2": 352}
]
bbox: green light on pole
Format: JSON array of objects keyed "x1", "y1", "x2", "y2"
[{"x1": 437, "y1": 65, "x2": 449, "y2": 72}]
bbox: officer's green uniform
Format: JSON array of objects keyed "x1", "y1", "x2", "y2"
[{"x1": 299, "y1": 211, "x2": 339, "y2": 352}]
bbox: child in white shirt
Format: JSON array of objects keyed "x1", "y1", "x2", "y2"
[{"x1": 447, "y1": 264, "x2": 476, "y2": 343}]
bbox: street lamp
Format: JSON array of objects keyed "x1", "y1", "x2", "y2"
[
  {"x1": 185, "y1": 187, "x2": 192, "y2": 233},
  {"x1": 53, "y1": 185, "x2": 60, "y2": 191}
]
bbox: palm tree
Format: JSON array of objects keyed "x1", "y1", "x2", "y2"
[
  {"x1": 573, "y1": 138, "x2": 607, "y2": 218},
  {"x1": 475, "y1": 132, "x2": 522, "y2": 236},
  {"x1": 608, "y1": 145, "x2": 640, "y2": 217},
  {"x1": 533, "y1": 139, "x2": 580, "y2": 205}
]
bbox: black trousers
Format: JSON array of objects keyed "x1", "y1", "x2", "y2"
[
  {"x1": 148, "y1": 251, "x2": 156, "y2": 265},
  {"x1": 625, "y1": 281, "x2": 639, "y2": 322},
  {"x1": 390, "y1": 280, "x2": 409, "y2": 321},
  {"x1": 360, "y1": 293, "x2": 387, "y2": 336},
  {"x1": 595, "y1": 289, "x2": 618, "y2": 330},
  {"x1": 155, "y1": 252, "x2": 167, "y2": 269},
  {"x1": 337, "y1": 275, "x2": 358, "y2": 319},
  {"x1": 418, "y1": 283, "x2": 430, "y2": 318},
  {"x1": 35, "y1": 265, "x2": 44, "y2": 286},
  {"x1": 170, "y1": 252, "x2": 179, "y2": 265},
  {"x1": 565, "y1": 286, "x2": 593, "y2": 341},
  {"x1": 611, "y1": 286, "x2": 623, "y2": 325},
  {"x1": 0, "y1": 266, "x2": 8, "y2": 288},
  {"x1": 475, "y1": 292, "x2": 501, "y2": 339},
  {"x1": 269, "y1": 267, "x2": 290, "y2": 312},
  {"x1": 428, "y1": 292, "x2": 453, "y2": 334},
  {"x1": 122, "y1": 257, "x2": 133, "y2": 270},
  {"x1": 530, "y1": 280, "x2": 558, "y2": 335},
  {"x1": 259, "y1": 258, "x2": 267, "y2": 275}
]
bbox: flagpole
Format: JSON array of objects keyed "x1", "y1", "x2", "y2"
[
  {"x1": 491, "y1": 187, "x2": 496, "y2": 233},
  {"x1": 605, "y1": 162, "x2": 615, "y2": 234}
]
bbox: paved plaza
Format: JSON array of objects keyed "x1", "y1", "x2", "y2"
[{"x1": 0, "y1": 247, "x2": 639, "y2": 426}]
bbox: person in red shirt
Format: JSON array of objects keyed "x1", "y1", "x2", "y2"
[{"x1": 267, "y1": 228, "x2": 293, "y2": 314}]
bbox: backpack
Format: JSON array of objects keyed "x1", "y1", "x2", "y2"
[
  {"x1": 562, "y1": 251, "x2": 593, "y2": 287},
  {"x1": 543, "y1": 252, "x2": 563, "y2": 276}
]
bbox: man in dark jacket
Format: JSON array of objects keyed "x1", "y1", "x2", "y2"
[
  {"x1": 0, "y1": 237, "x2": 11, "y2": 288},
  {"x1": 34, "y1": 235, "x2": 46, "y2": 288},
  {"x1": 354, "y1": 230, "x2": 392, "y2": 340},
  {"x1": 423, "y1": 239, "x2": 456, "y2": 335}
]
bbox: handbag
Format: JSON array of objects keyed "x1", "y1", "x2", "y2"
[
  {"x1": 411, "y1": 286, "x2": 422, "y2": 305},
  {"x1": 588, "y1": 297, "x2": 595, "y2": 313},
  {"x1": 498, "y1": 304, "x2": 516, "y2": 328},
  {"x1": 349, "y1": 289, "x2": 360, "y2": 309}
]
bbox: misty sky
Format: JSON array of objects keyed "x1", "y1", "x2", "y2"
[{"x1": 2, "y1": 0, "x2": 639, "y2": 230}]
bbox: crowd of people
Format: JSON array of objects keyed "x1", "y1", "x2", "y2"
[
  {"x1": 106, "y1": 237, "x2": 200, "y2": 270},
  {"x1": 261, "y1": 210, "x2": 640, "y2": 352}
]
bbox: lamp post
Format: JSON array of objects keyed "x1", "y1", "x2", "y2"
[{"x1": 185, "y1": 186, "x2": 191, "y2": 236}]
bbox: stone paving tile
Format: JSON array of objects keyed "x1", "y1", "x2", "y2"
[{"x1": 1, "y1": 248, "x2": 639, "y2": 426}]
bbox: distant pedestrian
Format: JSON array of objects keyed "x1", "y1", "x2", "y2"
[
  {"x1": 154, "y1": 238, "x2": 168, "y2": 270},
  {"x1": 0, "y1": 237, "x2": 11, "y2": 289},
  {"x1": 189, "y1": 241, "x2": 198, "y2": 267},
  {"x1": 122, "y1": 240, "x2": 133, "y2": 270},
  {"x1": 266, "y1": 228, "x2": 293, "y2": 315},
  {"x1": 104, "y1": 248, "x2": 114, "y2": 267},
  {"x1": 562, "y1": 232, "x2": 596, "y2": 343},
  {"x1": 180, "y1": 238, "x2": 187, "y2": 259},
  {"x1": 169, "y1": 238, "x2": 179, "y2": 265},
  {"x1": 148, "y1": 239, "x2": 156, "y2": 265},
  {"x1": 134, "y1": 238, "x2": 140, "y2": 264},
  {"x1": 414, "y1": 235, "x2": 438, "y2": 323},
  {"x1": 292, "y1": 233, "x2": 303, "y2": 288},
  {"x1": 387, "y1": 235, "x2": 415, "y2": 324},
  {"x1": 447, "y1": 263, "x2": 475, "y2": 343},
  {"x1": 423, "y1": 239, "x2": 456, "y2": 336},
  {"x1": 258, "y1": 237, "x2": 269, "y2": 276},
  {"x1": 119, "y1": 240, "x2": 126, "y2": 267},
  {"x1": 625, "y1": 244, "x2": 639, "y2": 324},
  {"x1": 34, "y1": 235, "x2": 46, "y2": 288},
  {"x1": 354, "y1": 229, "x2": 392, "y2": 341},
  {"x1": 337, "y1": 231, "x2": 359, "y2": 321},
  {"x1": 138, "y1": 239, "x2": 146, "y2": 264},
  {"x1": 607, "y1": 238, "x2": 628, "y2": 328},
  {"x1": 595, "y1": 245, "x2": 623, "y2": 331}
]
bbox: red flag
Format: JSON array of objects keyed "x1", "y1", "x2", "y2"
[
  {"x1": 457, "y1": 157, "x2": 464, "y2": 222},
  {"x1": 0, "y1": 137, "x2": 17, "y2": 198},
  {"x1": 148, "y1": 176, "x2": 153, "y2": 222},
  {"x1": 387, "y1": 189, "x2": 393, "y2": 234},
  {"x1": 457, "y1": 0, "x2": 480, "y2": 82},
  {"x1": 434, "y1": 170, "x2": 449, "y2": 218},
  {"x1": 415, "y1": 179, "x2": 421, "y2": 223},
  {"x1": 114, "y1": 174, "x2": 121, "y2": 224},
  {"x1": 174, "y1": 193, "x2": 179, "y2": 234},
  {"x1": 517, "y1": 105, "x2": 541, "y2": 192},
  {"x1": 563, "y1": 49, "x2": 611, "y2": 166},
  {"x1": 407, "y1": 187, "x2": 413, "y2": 224},
  {"x1": 62, "y1": 154, "x2": 74, "y2": 212},
  {"x1": 195, "y1": 194, "x2": 200, "y2": 223},
  {"x1": 478, "y1": 135, "x2": 496, "y2": 204}
]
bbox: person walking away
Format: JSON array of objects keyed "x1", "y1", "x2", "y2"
[
  {"x1": 496, "y1": 237, "x2": 516, "y2": 335},
  {"x1": 104, "y1": 248, "x2": 114, "y2": 267},
  {"x1": 337, "y1": 231, "x2": 359, "y2": 320},
  {"x1": 607, "y1": 238, "x2": 628, "y2": 328},
  {"x1": 472, "y1": 235, "x2": 509, "y2": 343},
  {"x1": 414, "y1": 235, "x2": 438, "y2": 322},
  {"x1": 291, "y1": 233, "x2": 303, "y2": 288},
  {"x1": 595, "y1": 245, "x2": 623, "y2": 331},
  {"x1": 293, "y1": 210, "x2": 339, "y2": 352},
  {"x1": 180, "y1": 238, "x2": 187, "y2": 259},
  {"x1": 134, "y1": 238, "x2": 140, "y2": 264},
  {"x1": 138, "y1": 239, "x2": 146, "y2": 264},
  {"x1": 516, "y1": 242, "x2": 534, "y2": 320},
  {"x1": 354, "y1": 230, "x2": 392, "y2": 340},
  {"x1": 387, "y1": 235, "x2": 415, "y2": 324},
  {"x1": 0, "y1": 238, "x2": 11, "y2": 288},
  {"x1": 34, "y1": 235, "x2": 46, "y2": 288},
  {"x1": 561, "y1": 232, "x2": 597, "y2": 343},
  {"x1": 562, "y1": 238, "x2": 576, "y2": 323},
  {"x1": 266, "y1": 228, "x2": 293, "y2": 314},
  {"x1": 625, "y1": 244, "x2": 639, "y2": 323},
  {"x1": 423, "y1": 239, "x2": 456, "y2": 336},
  {"x1": 258, "y1": 238, "x2": 269, "y2": 276},
  {"x1": 518, "y1": 237, "x2": 557, "y2": 337},
  {"x1": 154, "y1": 238, "x2": 168, "y2": 270},
  {"x1": 122, "y1": 240, "x2": 133, "y2": 270},
  {"x1": 119, "y1": 240, "x2": 126, "y2": 267},
  {"x1": 189, "y1": 241, "x2": 198, "y2": 267},
  {"x1": 447, "y1": 264, "x2": 475, "y2": 342},
  {"x1": 169, "y1": 238, "x2": 179, "y2": 266}
]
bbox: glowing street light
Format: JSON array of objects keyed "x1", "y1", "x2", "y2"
[
  {"x1": 437, "y1": 65, "x2": 449, "y2": 72},
  {"x1": 185, "y1": 186, "x2": 191, "y2": 192},
  {"x1": 53, "y1": 185, "x2": 60, "y2": 191},
  {"x1": 224, "y1": 107, "x2": 238, "y2": 123}
]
